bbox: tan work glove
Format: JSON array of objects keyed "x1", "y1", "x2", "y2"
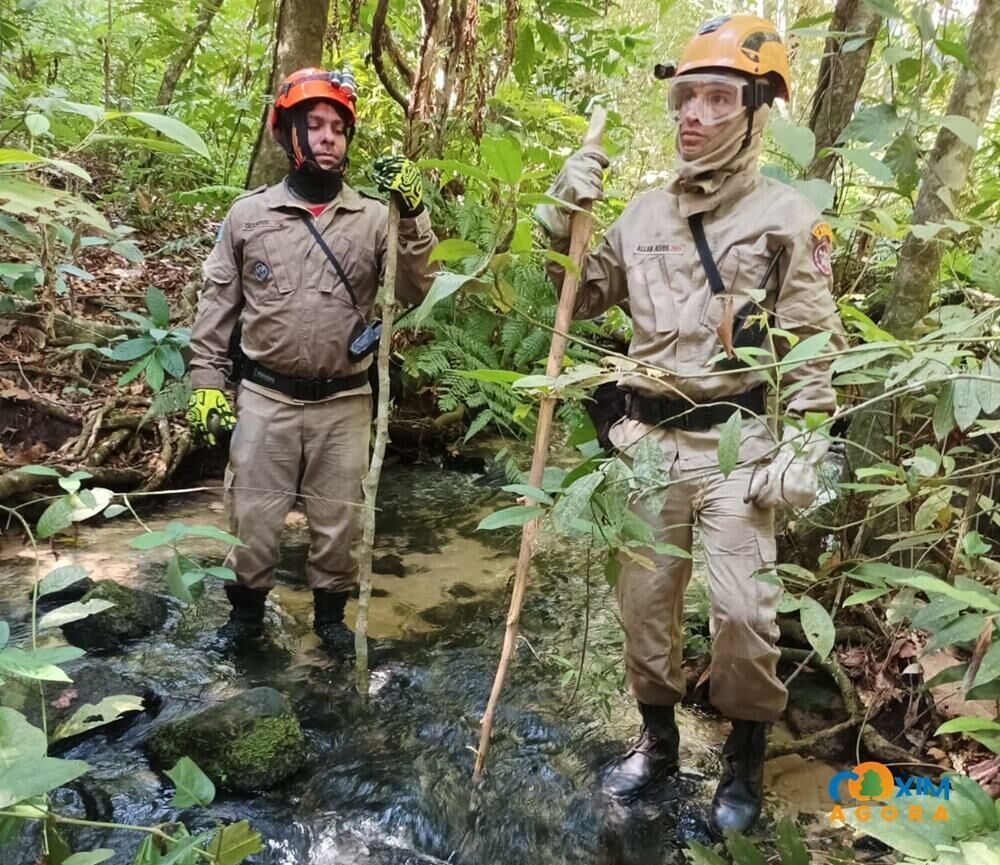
[
  {"x1": 747, "y1": 426, "x2": 830, "y2": 510},
  {"x1": 187, "y1": 388, "x2": 236, "y2": 447},
  {"x1": 533, "y1": 144, "x2": 609, "y2": 239}
]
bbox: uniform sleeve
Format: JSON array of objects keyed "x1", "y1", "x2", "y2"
[
  {"x1": 544, "y1": 220, "x2": 628, "y2": 320},
  {"x1": 189, "y1": 211, "x2": 244, "y2": 390},
  {"x1": 773, "y1": 219, "x2": 847, "y2": 416},
  {"x1": 380, "y1": 207, "x2": 438, "y2": 306}
]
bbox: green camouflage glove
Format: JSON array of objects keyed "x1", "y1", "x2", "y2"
[
  {"x1": 372, "y1": 155, "x2": 424, "y2": 216},
  {"x1": 187, "y1": 388, "x2": 235, "y2": 447}
]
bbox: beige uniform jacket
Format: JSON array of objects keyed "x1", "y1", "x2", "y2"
[
  {"x1": 190, "y1": 181, "x2": 437, "y2": 394},
  {"x1": 549, "y1": 173, "x2": 846, "y2": 417}
]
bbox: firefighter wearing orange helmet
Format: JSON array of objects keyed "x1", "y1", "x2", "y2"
[
  {"x1": 537, "y1": 16, "x2": 845, "y2": 833},
  {"x1": 187, "y1": 67, "x2": 436, "y2": 653}
]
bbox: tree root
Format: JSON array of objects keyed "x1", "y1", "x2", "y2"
[
  {"x1": 0, "y1": 468, "x2": 53, "y2": 502},
  {"x1": 861, "y1": 725, "x2": 923, "y2": 767},
  {"x1": 779, "y1": 617, "x2": 879, "y2": 649},
  {"x1": 167, "y1": 429, "x2": 192, "y2": 480},
  {"x1": 101, "y1": 412, "x2": 144, "y2": 430},
  {"x1": 140, "y1": 419, "x2": 172, "y2": 491},
  {"x1": 769, "y1": 647, "x2": 922, "y2": 766},
  {"x1": 3, "y1": 305, "x2": 132, "y2": 343},
  {"x1": 0, "y1": 465, "x2": 147, "y2": 505},
  {"x1": 87, "y1": 428, "x2": 132, "y2": 467},
  {"x1": 27, "y1": 398, "x2": 79, "y2": 426},
  {"x1": 769, "y1": 647, "x2": 860, "y2": 761},
  {"x1": 73, "y1": 409, "x2": 102, "y2": 459},
  {"x1": 430, "y1": 406, "x2": 465, "y2": 429},
  {"x1": 0, "y1": 363, "x2": 95, "y2": 387},
  {"x1": 969, "y1": 756, "x2": 1000, "y2": 786},
  {"x1": 2, "y1": 354, "x2": 195, "y2": 510}
]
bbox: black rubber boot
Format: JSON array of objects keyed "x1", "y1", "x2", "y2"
[
  {"x1": 711, "y1": 720, "x2": 768, "y2": 835},
  {"x1": 215, "y1": 584, "x2": 267, "y2": 649},
  {"x1": 602, "y1": 702, "x2": 680, "y2": 799},
  {"x1": 313, "y1": 590, "x2": 353, "y2": 653}
]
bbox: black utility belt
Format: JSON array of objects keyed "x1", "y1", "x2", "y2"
[
  {"x1": 244, "y1": 359, "x2": 368, "y2": 402},
  {"x1": 624, "y1": 387, "x2": 766, "y2": 431}
]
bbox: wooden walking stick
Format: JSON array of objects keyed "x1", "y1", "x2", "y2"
[
  {"x1": 354, "y1": 196, "x2": 399, "y2": 692},
  {"x1": 473, "y1": 107, "x2": 607, "y2": 780},
  {"x1": 356, "y1": 0, "x2": 439, "y2": 691}
]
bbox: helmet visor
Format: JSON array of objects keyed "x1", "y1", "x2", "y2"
[{"x1": 667, "y1": 74, "x2": 746, "y2": 127}]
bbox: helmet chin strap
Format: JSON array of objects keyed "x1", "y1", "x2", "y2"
[
  {"x1": 739, "y1": 78, "x2": 771, "y2": 152},
  {"x1": 288, "y1": 113, "x2": 352, "y2": 175}
]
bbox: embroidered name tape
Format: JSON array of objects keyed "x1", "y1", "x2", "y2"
[{"x1": 634, "y1": 243, "x2": 686, "y2": 255}]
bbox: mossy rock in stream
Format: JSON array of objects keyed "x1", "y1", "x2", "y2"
[
  {"x1": 147, "y1": 687, "x2": 306, "y2": 792},
  {"x1": 61, "y1": 579, "x2": 169, "y2": 651}
]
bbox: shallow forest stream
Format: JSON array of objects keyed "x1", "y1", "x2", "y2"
[{"x1": 0, "y1": 460, "x2": 843, "y2": 865}]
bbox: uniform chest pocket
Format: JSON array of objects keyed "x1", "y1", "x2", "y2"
[
  {"x1": 627, "y1": 255, "x2": 678, "y2": 334},
  {"x1": 698, "y1": 246, "x2": 778, "y2": 332},
  {"x1": 244, "y1": 232, "x2": 292, "y2": 297},
  {"x1": 313, "y1": 235, "x2": 375, "y2": 312}
]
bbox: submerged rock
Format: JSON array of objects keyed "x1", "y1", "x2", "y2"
[
  {"x1": 0, "y1": 660, "x2": 158, "y2": 745},
  {"x1": 61, "y1": 579, "x2": 169, "y2": 651},
  {"x1": 147, "y1": 687, "x2": 306, "y2": 792},
  {"x1": 34, "y1": 577, "x2": 97, "y2": 607}
]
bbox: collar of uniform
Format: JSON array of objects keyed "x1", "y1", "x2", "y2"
[
  {"x1": 266, "y1": 180, "x2": 366, "y2": 213},
  {"x1": 675, "y1": 165, "x2": 760, "y2": 218}
]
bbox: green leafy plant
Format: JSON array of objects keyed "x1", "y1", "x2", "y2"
[
  {"x1": 0, "y1": 478, "x2": 259, "y2": 863},
  {"x1": 685, "y1": 815, "x2": 810, "y2": 865},
  {"x1": 841, "y1": 774, "x2": 1000, "y2": 863},
  {"x1": 69, "y1": 286, "x2": 190, "y2": 392},
  {"x1": 128, "y1": 520, "x2": 242, "y2": 605},
  {"x1": 13, "y1": 466, "x2": 115, "y2": 540}
]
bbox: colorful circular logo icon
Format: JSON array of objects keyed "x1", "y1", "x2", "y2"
[{"x1": 841, "y1": 761, "x2": 896, "y2": 801}]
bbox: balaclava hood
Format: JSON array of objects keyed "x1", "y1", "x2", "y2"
[{"x1": 668, "y1": 102, "x2": 770, "y2": 217}]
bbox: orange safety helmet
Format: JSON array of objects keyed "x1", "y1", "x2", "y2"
[
  {"x1": 268, "y1": 67, "x2": 358, "y2": 130},
  {"x1": 676, "y1": 14, "x2": 791, "y2": 101}
]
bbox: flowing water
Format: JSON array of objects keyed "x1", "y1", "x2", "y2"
[{"x1": 0, "y1": 463, "x2": 837, "y2": 864}]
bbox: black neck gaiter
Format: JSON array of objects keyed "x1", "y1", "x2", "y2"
[{"x1": 287, "y1": 161, "x2": 345, "y2": 203}]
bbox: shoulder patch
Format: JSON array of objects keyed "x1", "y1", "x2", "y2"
[
  {"x1": 234, "y1": 184, "x2": 268, "y2": 201},
  {"x1": 812, "y1": 237, "x2": 833, "y2": 277},
  {"x1": 811, "y1": 222, "x2": 833, "y2": 244}
]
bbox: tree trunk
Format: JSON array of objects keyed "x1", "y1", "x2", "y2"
[
  {"x1": 103, "y1": 0, "x2": 113, "y2": 109},
  {"x1": 880, "y1": 0, "x2": 1000, "y2": 338},
  {"x1": 807, "y1": 0, "x2": 882, "y2": 181},
  {"x1": 246, "y1": 0, "x2": 331, "y2": 189},
  {"x1": 156, "y1": 0, "x2": 225, "y2": 106}
]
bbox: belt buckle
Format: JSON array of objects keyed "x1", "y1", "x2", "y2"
[{"x1": 292, "y1": 379, "x2": 317, "y2": 401}]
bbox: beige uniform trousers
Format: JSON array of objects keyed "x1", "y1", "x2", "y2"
[
  {"x1": 612, "y1": 417, "x2": 787, "y2": 722},
  {"x1": 224, "y1": 385, "x2": 371, "y2": 593}
]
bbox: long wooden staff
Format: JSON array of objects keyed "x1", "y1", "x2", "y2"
[
  {"x1": 354, "y1": 196, "x2": 399, "y2": 692},
  {"x1": 473, "y1": 107, "x2": 607, "y2": 780}
]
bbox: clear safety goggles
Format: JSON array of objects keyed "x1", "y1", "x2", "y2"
[{"x1": 667, "y1": 74, "x2": 747, "y2": 127}]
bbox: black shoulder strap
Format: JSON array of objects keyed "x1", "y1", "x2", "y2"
[
  {"x1": 298, "y1": 211, "x2": 360, "y2": 309},
  {"x1": 687, "y1": 212, "x2": 726, "y2": 295},
  {"x1": 759, "y1": 245, "x2": 785, "y2": 298}
]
